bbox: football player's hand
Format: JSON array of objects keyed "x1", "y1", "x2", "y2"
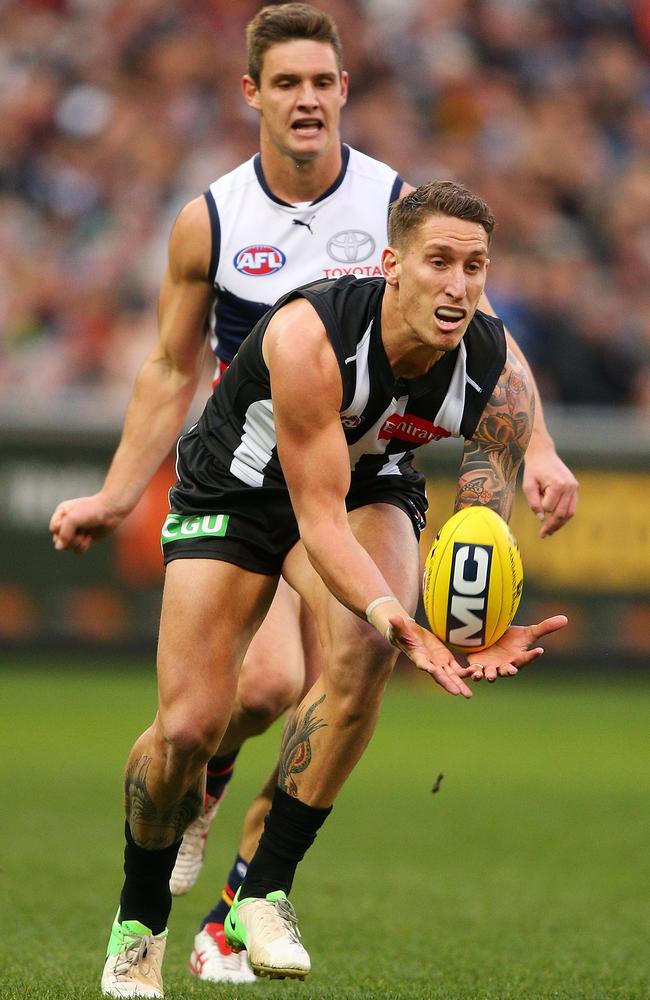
[
  {"x1": 49, "y1": 494, "x2": 123, "y2": 554},
  {"x1": 523, "y1": 443, "x2": 578, "y2": 538},
  {"x1": 387, "y1": 615, "x2": 474, "y2": 698},
  {"x1": 466, "y1": 615, "x2": 568, "y2": 682}
]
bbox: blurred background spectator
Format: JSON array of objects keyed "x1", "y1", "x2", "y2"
[{"x1": 1, "y1": 0, "x2": 650, "y2": 424}]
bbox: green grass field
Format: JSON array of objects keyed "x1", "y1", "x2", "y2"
[{"x1": 0, "y1": 661, "x2": 648, "y2": 1000}]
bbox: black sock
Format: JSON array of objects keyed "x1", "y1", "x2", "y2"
[
  {"x1": 200, "y1": 854, "x2": 248, "y2": 929},
  {"x1": 119, "y1": 822, "x2": 182, "y2": 934},
  {"x1": 205, "y1": 749, "x2": 240, "y2": 801},
  {"x1": 239, "y1": 786, "x2": 332, "y2": 899}
]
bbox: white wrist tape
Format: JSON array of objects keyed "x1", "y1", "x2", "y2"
[{"x1": 365, "y1": 595, "x2": 398, "y2": 620}]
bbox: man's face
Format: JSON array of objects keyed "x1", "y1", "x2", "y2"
[
  {"x1": 243, "y1": 40, "x2": 348, "y2": 161},
  {"x1": 384, "y1": 213, "x2": 490, "y2": 353}
]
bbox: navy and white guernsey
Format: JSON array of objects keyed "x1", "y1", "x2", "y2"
[
  {"x1": 197, "y1": 275, "x2": 507, "y2": 496},
  {"x1": 204, "y1": 144, "x2": 403, "y2": 363}
]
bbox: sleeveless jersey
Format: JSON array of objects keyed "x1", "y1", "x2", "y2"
[
  {"x1": 197, "y1": 275, "x2": 507, "y2": 494},
  {"x1": 204, "y1": 144, "x2": 403, "y2": 363}
]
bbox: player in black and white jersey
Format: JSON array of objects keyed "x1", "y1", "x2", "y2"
[
  {"x1": 49, "y1": 5, "x2": 577, "y2": 995},
  {"x1": 84, "y1": 179, "x2": 568, "y2": 993}
]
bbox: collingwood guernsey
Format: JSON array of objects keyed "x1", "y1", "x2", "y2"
[{"x1": 194, "y1": 275, "x2": 506, "y2": 495}]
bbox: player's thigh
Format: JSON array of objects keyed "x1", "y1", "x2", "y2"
[
  {"x1": 157, "y1": 557, "x2": 278, "y2": 722},
  {"x1": 236, "y1": 576, "x2": 306, "y2": 710},
  {"x1": 283, "y1": 502, "x2": 420, "y2": 676}
]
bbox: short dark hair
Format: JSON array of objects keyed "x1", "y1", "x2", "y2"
[
  {"x1": 246, "y1": 3, "x2": 344, "y2": 86},
  {"x1": 388, "y1": 181, "x2": 495, "y2": 249}
]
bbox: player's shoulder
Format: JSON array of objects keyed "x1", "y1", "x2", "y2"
[
  {"x1": 344, "y1": 145, "x2": 401, "y2": 184},
  {"x1": 470, "y1": 308, "x2": 506, "y2": 342},
  {"x1": 464, "y1": 309, "x2": 507, "y2": 389},
  {"x1": 168, "y1": 196, "x2": 211, "y2": 280}
]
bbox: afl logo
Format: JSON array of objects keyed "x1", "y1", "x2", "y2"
[
  {"x1": 234, "y1": 245, "x2": 286, "y2": 276},
  {"x1": 327, "y1": 230, "x2": 375, "y2": 263}
]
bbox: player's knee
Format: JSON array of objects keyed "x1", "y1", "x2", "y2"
[
  {"x1": 326, "y1": 630, "x2": 396, "y2": 722},
  {"x1": 235, "y1": 668, "x2": 301, "y2": 734},
  {"x1": 161, "y1": 711, "x2": 223, "y2": 764}
]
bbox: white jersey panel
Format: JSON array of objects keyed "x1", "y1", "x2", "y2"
[{"x1": 206, "y1": 146, "x2": 401, "y2": 361}]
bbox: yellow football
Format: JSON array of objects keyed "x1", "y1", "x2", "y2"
[{"x1": 423, "y1": 507, "x2": 523, "y2": 653}]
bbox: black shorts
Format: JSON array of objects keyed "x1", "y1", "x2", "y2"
[{"x1": 162, "y1": 426, "x2": 428, "y2": 575}]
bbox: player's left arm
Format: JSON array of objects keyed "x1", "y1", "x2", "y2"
[
  {"x1": 455, "y1": 346, "x2": 533, "y2": 523},
  {"x1": 479, "y1": 293, "x2": 578, "y2": 537},
  {"x1": 455, "y1": 348, "x2": 568, "y2": 678},
  {"x1": 396, "y1": 183, "x2": 577, "y2": 536}
]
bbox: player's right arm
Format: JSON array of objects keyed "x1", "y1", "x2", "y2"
[
  {"x1": 49, "y1": 196, "x2": 214, "y2": 553},
  {"x1": 266, "y1": 301, "x2": 472, "y2": 698}
]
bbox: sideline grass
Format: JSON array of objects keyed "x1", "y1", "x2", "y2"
[{"x1": 0, "y1": 661, "x2": 648, "y2": 999}]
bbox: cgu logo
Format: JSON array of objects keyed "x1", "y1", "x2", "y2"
[
  {"x1": 234, "y1": 244, "x2": 286, "y2": 276},
  {"x1": 161, "y1": 513, "x2": 230, "y2": 544},
  {"x1": 446, "y1": 542, "x2": 492, "y2": 647}
]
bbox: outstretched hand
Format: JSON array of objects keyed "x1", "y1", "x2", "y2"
[
  {"x1": 523, "y1": 445, "x2": 578, "y2": 538},
  {"x1": 49, "y1": 494, "x2": 123, "y2": 554},
  {"x1": 387, "y1": 615, "x2": 474, "y2": 699},
  {"x1": 466, "y1": 615, "x2": 568, "y2": 682}
]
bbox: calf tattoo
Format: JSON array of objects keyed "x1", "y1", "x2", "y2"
[
  {"x1": 279, "y1": 694, "x2": 328, "y2": 797},
  {"x1": 125, "y1": 755, "x2": 203, "y2": 849}
]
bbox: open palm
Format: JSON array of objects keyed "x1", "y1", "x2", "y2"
[{"x1": 466, "y1": 615, "x2": 568, "y2": 682}]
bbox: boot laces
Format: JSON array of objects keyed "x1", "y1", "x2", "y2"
[
  {"x1": 269, "y1": 897, "x2": 301, "y2": 944},
  {"x1": 114, "y1": 931, "x2": 157, "y2": 979}
]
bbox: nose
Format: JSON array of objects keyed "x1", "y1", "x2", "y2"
[
  {"x1": 296, "y1": 82, "x2": 319, "y2": 109},
  {"x1": 444, "y1": 264, "x2": 467, "y2": 300}
]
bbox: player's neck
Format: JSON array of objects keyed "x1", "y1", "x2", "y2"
[
  {"x1": 381, "y1": 293, "x2": 444, "y2": 378},
  {"x1": 258, "y1": 136, "x2": 343, "y2": 205}
]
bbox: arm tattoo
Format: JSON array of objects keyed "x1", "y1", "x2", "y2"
[
  {"x1": 278, "y1": 694, "x2": 327, "y2": 797},
  {"x1": 125, "y1": 755, "x2": 203, "y2": 848},
  {"x1": 455, "y1": 349, "x2": 534, "y2": 521}
]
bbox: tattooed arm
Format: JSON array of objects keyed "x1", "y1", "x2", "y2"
[
  {"x1": 453, "y1": 350, "x2": 568, "y2": 677},
  {"x1": 455, "y1": 348, "x2": 534, "y2": 522}
]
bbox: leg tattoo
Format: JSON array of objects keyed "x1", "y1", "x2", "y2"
[
  {"x1": 278, "y1": 694, "x2": 327, "y2": 797},
  {"x1": 125, "y1": 755, "x2": 203, "y2": 848}
]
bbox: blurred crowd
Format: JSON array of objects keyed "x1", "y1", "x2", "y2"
[{"x1": 2, "y1": 0, "x2": 650, "y2": 422}]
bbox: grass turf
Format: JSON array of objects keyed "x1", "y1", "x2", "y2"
[{"x1": 0, "y1": 661, "x2": 648, "y2": 999}]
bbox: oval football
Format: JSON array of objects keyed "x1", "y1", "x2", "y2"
[{"x1": 423, "y1": 507, "x2": 523, "y2": 653}]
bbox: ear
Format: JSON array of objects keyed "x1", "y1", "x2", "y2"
[
  {"x1": 382, "y1": 246, "x2": 401, "y2": 286},
  {"x1": 242, "y1": 74, "x2": 261, "y2": 111},
  {"x1": 340, "y1": 70, "x2": 349, "y2": 108}
]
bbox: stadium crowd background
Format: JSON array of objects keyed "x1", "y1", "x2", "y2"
[{"x1": 2, "y1": 0, "x2": 650, "y2": 422}]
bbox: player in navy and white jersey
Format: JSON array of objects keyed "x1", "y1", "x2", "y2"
[
  {"x1": 204, "y1": 144, "x2": 402, "y2": 372},
  {"x1": 76, "y1": 179, "x2": 569, "y2": 991},
  {"x1": 48, "y1": 5, "x2": 576, "y2": 995}
]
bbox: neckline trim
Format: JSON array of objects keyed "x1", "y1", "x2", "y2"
[{"x1": 253, "y1": 144, "x2": 351, "y2": 208}]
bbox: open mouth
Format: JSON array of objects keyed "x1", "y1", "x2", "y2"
[
  {"x1": 434, "y1": 306, "x2": 466, "y2": 331},
  {"x1": 291, "y1": 118, "x2": 324, "y2": 135}
]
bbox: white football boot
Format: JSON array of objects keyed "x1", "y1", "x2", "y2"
[
  {"x1": 225, "y1": 889, "x2": 311, "y2": 980},
  {"x1": 189, "y1": 922, "x2": 257, "y2": 984},
  {"x1": 101, "y1": 911, "x2": 166, "y2": 998},
  {"x1": 169, "y1": 794, "x2": 221, "y2": 896}
]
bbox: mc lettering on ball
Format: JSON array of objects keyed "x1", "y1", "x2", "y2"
[{"x1": 423, "y1": 507, "x2": 523, "y2": 653}]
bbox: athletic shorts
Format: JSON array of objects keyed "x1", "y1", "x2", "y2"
[{"x1": 162, "y1": 426, "x2": 428, "y2": 575}]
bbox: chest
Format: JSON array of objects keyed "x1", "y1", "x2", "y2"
[{"x1": 214, "y1": 181, "x2": 390, "y2": 303}]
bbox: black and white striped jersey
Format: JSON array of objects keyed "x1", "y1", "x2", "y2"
[{"x1": 197, "y1": 275, "x2": 506, "y2": 494}]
